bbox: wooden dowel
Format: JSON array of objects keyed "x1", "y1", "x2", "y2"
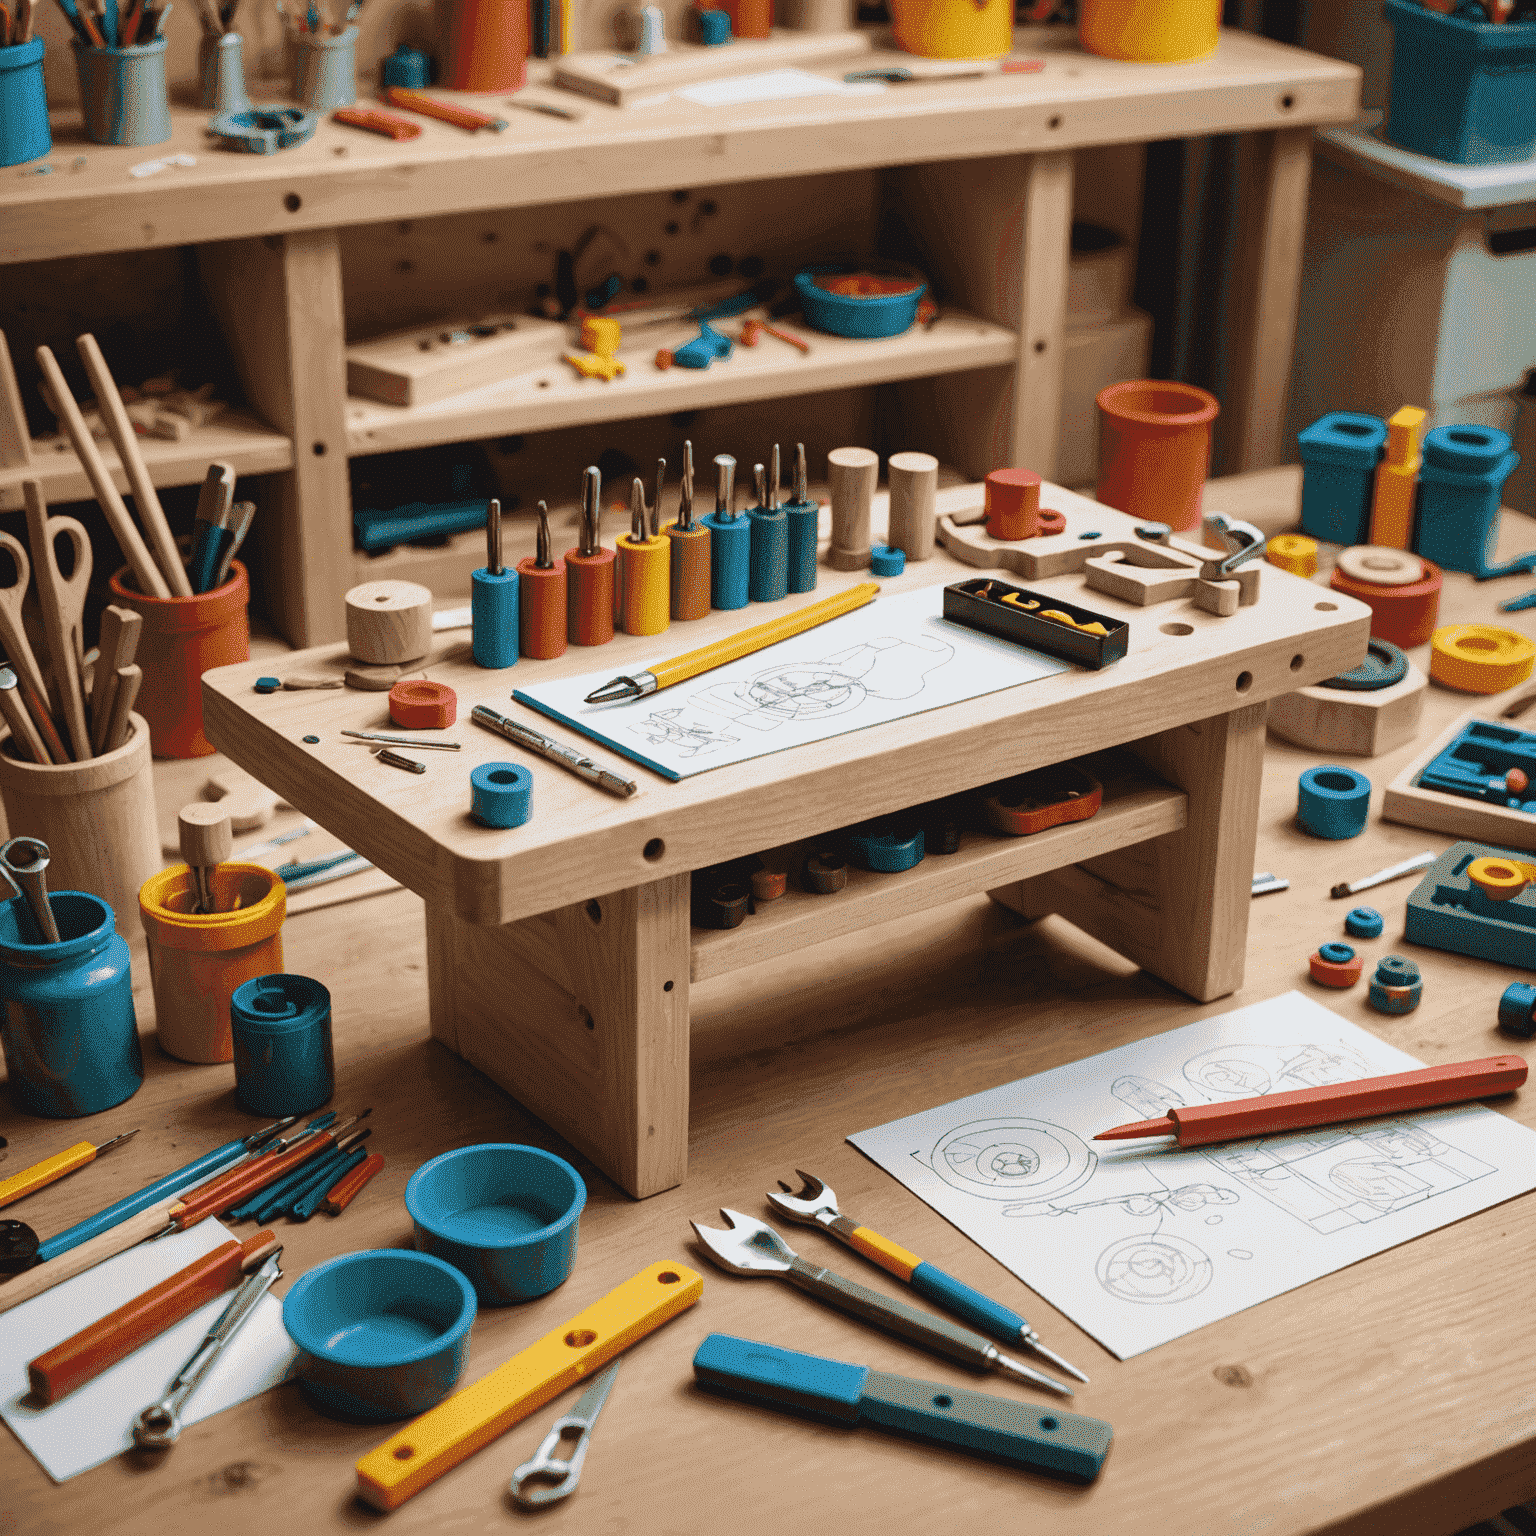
[
  {"x1": 22, "y1": 482, "x2": 91, "y2": 761},
  {"x1": 75, "y1": 335, "x2": 192, "y2": 598},
  {"x1": 0, "y1": 669, "x2": 49, "y2": 763},
  {"x1": 0, "y1": 331, "x2": 33, "y2": 472},
  {"x1": 90, "y1": 605, "x2": 141, "y2": 756},
  {"x1": 106, "y1": 663, "x2": 140, "y2": 751},
  {"x1": 0, "y1": 1202, "x2": 175, "y2": 1317},
  {"x1": 33, "y1": 346, "x2": 171, "y2": 601}
]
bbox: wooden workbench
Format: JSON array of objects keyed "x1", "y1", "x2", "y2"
[{"x1": 2, "y1": 470, "x2": 1534, "y2": 1536}]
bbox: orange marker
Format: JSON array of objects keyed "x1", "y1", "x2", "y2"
[
  {"x1": 566, "y1": 466, "x2": 615, "y2": 647},
  {"x1": 615, "y1": 466, "x2": 671, "y2": 637},
  {"x1": 664, "y1": 438, "x2": 712, "y2": 621},
  {"x1": 1095, "y1": 1055, "x2": 1527, "y2": 1147},
  {"x1": 517, "y1": 501, "x2": 567, "y2": 659},
  {"x1": 323, "y1": 1152, "x2": 384, "y2": 1214}
]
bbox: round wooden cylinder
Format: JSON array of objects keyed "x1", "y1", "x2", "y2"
[
  {"x1": 0, "y1": 714, "x2": 160, "y2": 940},
  {"x1": 782, "y1": 0, "x2": 852, "y2": 26},
  {"x1": 827, "y1": 447, "x2": 878, "y2": 571},
  {"x1": 886, "y1": 451, "x2": 938, "y2": 560},
  {"x1": 346, "y1": 580, "x2": 433, "y2": 665}
]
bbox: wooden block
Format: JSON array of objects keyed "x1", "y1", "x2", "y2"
[
  {"x1": 203, "y1": 764, "x2": 280, "y2": 831},
  {"x1": 827, "y1": 446, "x2": 878, "y2": 572},
  {"x1": 886, "y1": 450, "x2": 938, "y2": 561},
  {"x1": 1268, "y1": 662, "x2": 1428, "y2": 757},
  {"x1": 345, "y1": 315, "x2": 568, "y2": 408},
  {"x1": 552, "y1": 28, "x2": 871, "y2": 107},
  {"x1": 179, "y1": 802, "x2": 233, "y2": 868},
  {"x1": 346, "y1": 580, "x2": 433, "y2": 665}
]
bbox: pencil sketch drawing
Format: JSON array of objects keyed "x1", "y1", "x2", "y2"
[{"x1": 1096, "y1": 1234, "x2": 1214, "y2": 1304}]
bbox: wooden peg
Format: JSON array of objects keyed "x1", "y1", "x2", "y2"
[
  {"x1": 22, "y1": 482, "x2": 91, "y2": 762},
  {"x1": 827, "y1": 447, "x2": 878, "y2": 572},
  {"x1": 179, "y1": 802, "x2": 233, "y2": 868},
  {"x1": 90, "y1": 606, "x2": 142, "y2": 756},
  {"x1": 886, "y1": 451, "x2": 938, "y2": 561},
  {"x1": 106, "y1": 664, "x2": 141, "y2": 752},
  {"x1": 0, "y1": 331, "x2": 34, "y2": 472},
  {"x1": 345, "y1": 580, "x2": 433, "y2": 665}
]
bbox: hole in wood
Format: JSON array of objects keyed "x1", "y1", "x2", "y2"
[
  {"x1": 1033, "y1": 340, "x2": 1046, "y2": 354},
  {"x1": 313, "y1": 442, "x2": 327, "y2": 456},
  {"x1": 1279, "y1": 93, "x2": 1295, "y2": 109},
  {"x1": 663, "y1": 980, "x2": 673, "y2": 992},
  {"x1": 1160, "y1": 622, "x2": 1193, "y2": 636},
  {"x1": 579, "y1": 1006, "x2": 594, "y2": 1031},
  {"x1": 585, "y1": 899, "x2": 602, "y2": 925},
  {"x1": 393, "y1": 1445, "x2": 414, "y2": 1459},
  {"x1": 657, "y1": 1271, "x2": 681, "y2": 1284},
  {"x1": 1315, "y1": 601, "x2": 1337, "y2": 611},
  {"x1": 643, "y1": 838, "x2": 665, "y2": 861},
  {"x1": 1047, "y1": 115, "x2": 1062, "y2": 128},
  {"x1": 1236, "y1": 671, "x2": 1253, "y2": 692},
  {"x1": 565, "y1": 1329, "x2": 598, "y2": 1347},
  {"x1": 1290, "y1": 653, "x2": 1304, "y2": 670},
  {"x1": 284, "y1": 193, "x2": 301, "y2": 212}
]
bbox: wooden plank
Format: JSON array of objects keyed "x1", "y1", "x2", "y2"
[
  {"x1": 690, "y1": 753, "x2": 1186, "y2": 980},
  {"x1": 1012, "y1": 151, "x2": 1074, "y2": 479}
]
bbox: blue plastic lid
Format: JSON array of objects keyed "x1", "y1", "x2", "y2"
[
  {"x1": 870, "y1": 545, "x2": 906, "y2": 576},
  {"x1": 232, "y1": 973, "x2": 330, "y2": 1033},
  {"x1": 1297, "y1": 413, "x2": 1388, "y2": 468}
]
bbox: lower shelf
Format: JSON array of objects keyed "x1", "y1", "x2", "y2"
[{"x1": 688, "y1": 749, "x2": 1187, "y2": 982}]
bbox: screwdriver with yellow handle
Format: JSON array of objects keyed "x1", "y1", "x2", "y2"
[{"x1": 0, "y1": 1129, "x2": 138, "y2": 1211}]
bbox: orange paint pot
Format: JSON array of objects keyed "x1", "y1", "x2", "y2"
[
  {"x1": 139, "y1": 862, "x2": 285, "y2": 1064},
  {"x1": 719, "y1": 0, "x2": 772, "y2": 38},
  {"x1": 108, "y1": 561, "x2": 250, "y2": 758},
  {"x1": 1094, "y1": 381, "x2": 1219, "y2": 532},
  {"x1": 517, "y1": 556, "x2": 568, "y2": 659},
  {"x1": 446, "y1": 0, "x2": 526, "y2": 91},
  {"x1": 566, "y1": 547, "x2": 615, "y2": 646}
]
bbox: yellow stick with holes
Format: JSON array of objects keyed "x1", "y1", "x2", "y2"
[{"x1": 355, "y1": 1261, "x2": 703, "y2": 1510}]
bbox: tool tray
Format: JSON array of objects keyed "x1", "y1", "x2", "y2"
[{"x1": 941, "y1": 578, "x2": 1129, "y2": 669}]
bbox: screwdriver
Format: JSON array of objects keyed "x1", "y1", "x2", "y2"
[
  {"x1": 517, "y1": 501, "x2": 567, "y2": 659},
  {"x1": 0, "y1": 1129, "x2": 139, "y2": 1210},
  {"x1": 1, "y1": 836, "x2": 59, "y2": 944},
  {"x1": 472, "y1": 497, "x2": 520, "y2": 670},
  {"x1": 663, "y1": 439, "x2": 711, "y2": 621},
  {"x1": 747, "y1": 447, "x2": 789, "y2": 603},
  {"x1": 702, "y1": 453, "x2": 748, "y2": 610},
  {"x1": 781, "y1": 441, "x2": 820, "y2": 594},
  {"x1": 615, "y1": 468, "x2": 670, "y2": 636}
]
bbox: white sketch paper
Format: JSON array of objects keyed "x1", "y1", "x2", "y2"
[
  {"x1": 848, "y1": 993, "x2": 1536, "y2": 1358},
  {"x1": 0, "y1": 1220, "x2": 297, "y2": 1481},
  {"x1": 514, "y1": 586, "x2": 1068, "y2": 780}
]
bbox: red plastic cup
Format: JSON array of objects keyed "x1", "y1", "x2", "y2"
[
  {"x1": 985, "y1": 468, "x2": 1042, "y2": 540},
  {"x1": 1095, "y1": 380, "x2": 1219, "y2": 532},
  {"x1": 447, "y1": 0, "x2": 526, "y2": 91}
]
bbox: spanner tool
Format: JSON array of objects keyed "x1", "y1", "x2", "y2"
[
  {"x1": 767, "y1": 1171, "x2": 1088, "y2": 1384},
  {"x1": 508, "y1": 1359, "x2": 622, "y2": 1508},
  {"x1": 690, "y1": 1209, "x2": 1073, "y2": 1397}
]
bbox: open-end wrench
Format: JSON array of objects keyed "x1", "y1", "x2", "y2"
[
  {"x1": 0, "y1": 837, "x2": 59, "y2": 944},
  {"x1": 690, "y1": 1209, "x2": 1072, "y2": 1397},
  {"x1": 767, "y1": 1171, "x2": 1088, "y2": 1384}
]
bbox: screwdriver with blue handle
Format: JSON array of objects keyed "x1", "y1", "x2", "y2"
[
  {"x1": 693, "y1": 1334, "x2": 1112, "y2": 1482},
  {"x1": 768, "y1": 1171, "x2": 1089, "y2": 1385}
]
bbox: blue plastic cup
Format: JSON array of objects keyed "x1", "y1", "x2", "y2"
[
  {"x1": 73, "y1": 36, "x2": 172, "y2": 147},
  {"x1": 0, "y1": 38, "x2": 50, "y2": 168},
  {"x1": 405, "y1": 1143, "x2": 585, "y2": 1305},
  {"x1": 282, "y1": 1249, "x2": 477, "y2": 1421},
  {"x1": 230, "y1": 973, "x2": 334, "y2": 1117}
]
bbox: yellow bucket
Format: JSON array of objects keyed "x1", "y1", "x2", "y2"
[
  {"x1": 1078, "y1": 0, "x2": 1220, "y2": 62},
  {"x1": 890, "y1": 0, "x2": 1012, "y2": 59}
]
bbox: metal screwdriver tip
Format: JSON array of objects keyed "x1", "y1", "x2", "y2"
[
  {"x1": 486, "y1": 497, "x2": 502, "y2": 576},
  {"x1": 630, "y1": 477, "x2": 646, "y2": 541},
  {"x1": 581, "y1": 466, "x2": 601, "y2": 556},
  {"x1": 794, "y1": 442, "x2": 807, "y2": 504},
  {"x1": 714, "y1": 454, "x2": 735, "y2": 519},
  {"x1": 1025, "y1": 1335, "x2": 1090, "y2": 1385},
  {"x1": 994, "y1": 1350, "x2": 1073, "y2": 1397},
  {"x1": 769, "y1": 443, "x2": 780, "y2": 510},
  {"x1": 679, "y1": 440, "x2": 694, "y2": 529},
  {"x1": 535, "y1": 501, "x2": 552, "y2": 569},
  {"x1": 753, "y1": 463, "x2": 766, "y2": 509},
  {"x1": 652, "y1": 458, "x2": 666, "y2": 538}
]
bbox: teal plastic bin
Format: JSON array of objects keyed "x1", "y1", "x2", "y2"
[
  {"x1": 1384, "y1": 0, "x2": 1536, "y2": 166},
  {"x1": 1298, "y1": 412, "x2": 1387, "y2": 547},
  {"x1": 0, "y1": 37, "x2": 50, "y2": 168}
]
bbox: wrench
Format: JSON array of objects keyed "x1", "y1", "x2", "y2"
[
  {"x1": 508, "y1": 1359, "x2": 622, "y2": 1508},
  {"x1": 0, "y1": 837, "x2": 59, "y2": 944}
]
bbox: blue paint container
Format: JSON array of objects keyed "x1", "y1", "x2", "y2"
[
  {"x1": 1297, "y1": 413, "x2": 1387, "y2": 546},
  {"x1": 283, "y1": 1249, "x2": 477, "y2": 1421},
  {"x1": 73, "y1": 37, "x2": 172, "y2": 147},
  {"x1": 794, "y1": 264, "x2": 927, "y2": 339},
  {"x1": 748, "y1": 504, "x2": 788, "y2": 602},
  {"x1": 381, "y1": 44, "x2": 430, "y2": 87},
  {"x1": 701, "y1": 513, "x2": 750, "y2": 610},
  {"x1": 0, "y1": 38, "x2": 50, "y2": 169},
  {"x1": 471, "y1": 565, "x2": 520, "y2": 669},
  {"x1": 293, "y1": 23, "x2": 357, "y2": 109},
  {"x1": 0, "y1": 891, "x2": 141, "y2": 1119},
  {"x1": 781, "y1": 496, "x2": 819, "y2": 594},
  {"x1": 198, "y1": 30, "x2": 250, "y2": 112},
  {"x1": 230, "y1": 973, "x2": 333, "y2": 1117},
  {"x1": 1297, "y1": 764, "x2": 1372, "y2": 840},
  {"x1": 406, "y1": 1143, "x2": 584, "y2": 1306},
  {"x1": 1415, "y1": 424, "x2": 1522, "y2": 579},
  {"x1": 470, "y1": 762, "x2": 532, "y2": 828}
]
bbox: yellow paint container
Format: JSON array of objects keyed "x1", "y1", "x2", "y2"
[
  {"x1": 1078, "y1": 0, "x2": 1220, "y2": 63},
  {"x1": 890, "y1": 0, "x2": 1012, "y2": 59}
]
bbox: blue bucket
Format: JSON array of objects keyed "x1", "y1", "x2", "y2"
[{"x1": 0, "y1": 38, "x2": 50, "y2": 169}]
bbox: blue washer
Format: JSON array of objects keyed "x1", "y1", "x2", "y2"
[
  {"x1": 870, "y1": 545, "x2": 905, "y2": 576},
  {"x1": 1345, "y1": 905, "x2": 1384, "y2": 938},
  {"x1": 1368, "y1": 955, "x2": 1422, "y2": 1014},
  {"x1": 1297, "y1": 764, "x2": 1372, "y2": 840},
  {"x1": 255, "y1": 676, "x2": 281, "y2": 693},
  {"x1": 471, "y1": 565, "x2": 519, "y2": 669},
  {"x1": 1498, "y1": 981, "x2": 1536, "y2": 1038},
  {"x1": 849, "y1": 821, "x2": 925, "y2": 873},
  {"x1": 471, "y1": 762, "x2": 533, "y2": 828}
]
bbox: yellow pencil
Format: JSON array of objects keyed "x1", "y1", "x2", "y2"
[{"x1": 584, "y1": 581, "x2": 880, "y2": 703}]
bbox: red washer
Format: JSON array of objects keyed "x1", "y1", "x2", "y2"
[{"x1": 388, "y1": 680, "x2": 457, "y2": 729}]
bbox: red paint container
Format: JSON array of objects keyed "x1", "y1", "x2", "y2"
[
  {"x1": 108, "y1": 561, "x2": 249, "y2": 758},
  {"x1": 1095, "y1": 380, "x2": 1219, "y2": 532},
  {"x1": 446, "y1": 0, "x2": 526, "y2": 91},
  {"x1": 1329, "y1": 557, "x2": 1443, "y2": 649}
]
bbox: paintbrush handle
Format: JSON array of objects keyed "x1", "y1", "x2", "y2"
[{"x1": 0, "y1": 1202, "x2": 177, "y2": 1317}]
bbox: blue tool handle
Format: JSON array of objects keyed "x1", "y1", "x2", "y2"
[
  {"x1": 247, "y1": 1145, "x2": 349, "y2": 1224},
  {"x1": 747, "y1": 507, "x2": 788, "y2": 602},
  {"x1": 859, "y1": 1370, "x2": 1112, "y2": 1481},
  {"x1": 472, "y1": 565, "x2": 520, "y2": 669},
  {"x1": 787, "y1": 1257, "x2": 993, "y2": 1371},
  {"x1": 782, "y1": 499, "x2": 819, "y2": 594},
  {"x1": 291, "y1": 1147, "x2": 367, "y2": 1220},
  {"x1": 352, "y1": 499, "x2": 491, "y2": 552},
  {"x1": 701, "y1": 513, "x2": 750, "y2": 610},
  {"x1": 187, "y1": 524, "x2": 233, "y2": 595},
  {"x1": 35, "y1": 1141, "x2": 247, "y2": 1263},
  {"x1": 693, "y1": 1333, "x2": 867, "y2": 1422},
  {"x1": 908, "y1": 1261, "x2": 1027, "y2": 1347}
]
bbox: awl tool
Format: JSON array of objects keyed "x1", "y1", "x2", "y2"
[
  {"x1": 690, "y1": 1210, "x2": 1073, "y2": 1396},
  {"x1": 767, "y1": 1172, "x2": 1088, "y2": 1384}
]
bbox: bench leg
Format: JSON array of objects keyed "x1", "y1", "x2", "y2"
[
  {"x1": 988, "y1": 704, "x2": 1266, "y2": 1002},
  {"x1": 426, "y1": 874, "x2": 691, "y2": 1198}
]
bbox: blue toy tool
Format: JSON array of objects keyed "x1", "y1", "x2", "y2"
[
  {"x1": 1297, "y1": 412, "x2": 1388, "y2": 546},
  {"x1": 1414, "y1": 719, "x2": 1536, "y2": 812},
  {"x1": 1345, "y1": 906, "x2": 1384, "y2": 939},
  {"x1": 354, "y1": 497, "x2": 493, "y2": 553},
  {"x1": 1297, "y1": 764, "x2": 1372, "y2": 840},
  {"x1": 1368, "y1": 955, "x2": 1422, "y2": 1014},
  {"x1": 472, "y1": 499, "x2": 519, "y2": 669},
  {"x1": 292, "y1": 1145, "x2": 369, "y2": 1220},
  {"x1": 208, "y1": 105, "x2": 318, "y2": 154},
  {"x1": 747, "y1": 453, "x2": 788, "y2": 603},
  {"x1": 693, "y1": 1335, "x2": 1113, "y2": 1482},
  {"x1": 670, "y1": 320, "x2": 733, "y2": 370},
  {"x1": 870, "y1": 545, "x2": 905, "y2": 576},
  {"x1": 701, "y1": 453, "x2": 749, "y2": 610},
  {"x1": 1415, "y1": 424, "x2": 1527, "y2": 579},
  {"x1": 781, "y1": 442, "x2": 819, "y2": 594},
  {"x1": 1498, "y1": 981, "x2": 1536, "y2": 1038},
  {"x1": 471, "y1": 762, "x2": 533, "y2": 828},
  {"x1": 1404, "y1": 842, "x2": 1536, "y2": 969}
]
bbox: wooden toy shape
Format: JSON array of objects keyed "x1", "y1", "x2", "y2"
[
  {"x1": 345, "y1": 315, "x2": 567, "y2": 408},
  {"x1": 1268, "y1": 661, "x2": 1427, "y2": 757}
]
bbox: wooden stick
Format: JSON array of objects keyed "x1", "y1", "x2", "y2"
[
  {"x1": 75, "y1": 335, "x2": 191, "y2": 598},
  {"x1": 0, "y1": 331, "x2": 33, "y2": 472},
  {"x1": 106, "y1": 663, "x2": 140, "y2": 751},
  {"x1": 90, "y1": 605, "x2": 141, "y2": 756},
  {"x1": 34, "y1": 346, "x2": 170, "y2": 601},
  {"x1": 0, "y1": 1202, "x2": 175, "y2": 1317},
  {"x1": 22, "y1": 482, "x2": 92, "y2": 762},
  {"x1": 0, "y1": 668, "x2": 49, "y2": 763}
]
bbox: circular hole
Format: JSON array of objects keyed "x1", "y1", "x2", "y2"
[
  {"x1": 1160, "y1": 621, "x2": 1194, "y2": 636},
  {"x1": 396, "y1": 259, "x2": 414, "y2": 275},
  {"x1": 1459, "y1": 636, "x2": 1498, "y2": 653},
  {"x1": 1336, "y1": 422, "x2": 1372, "y2": 436},
  {"x1": 932, "y1": 1394, "x2": 952, "y2": 1408},
  {"x1": 1033, "y1": 339, "x2": 1046, "y2": 354},
  {"x1": 1279, "y1": 93, "x2": 1295, "y2": 108},
  {"x1": 1047, "y1": 114, "x2": 1062, "y2": 128},
  {"x1": 482, "y1": 231, "x2": 497, "y2": 243},
  {"x1": 643, "y1": 838, "x2": 665, "y2": 861},
  {"x1": 312, "y1": 442, "x2": 327, "y2": 456},
  {"x1": 1449, "y1": 429, "x2": 1490, "y2": 445},
  {"x1": 663, "y1": 979, "x2": 674, "y2": 992},
  {"x1": 1316, "y1": 771, "x2": 1358, "y2": 791},
  {"x1": 585, "y1": 899, "x2": 602, "y2": 925},
  {"x1": 489, "y1": 769, "x2": 518, "y2": 784},
  {"x1": 657, "y1": 1271, "x2": 681, "y2": 1284},
  {"x1": 393, "y1": 1446, "x2": 414, "y2": 1460},
  {"x1": 1235, "y1": 671, "x2": 1253, "y2": 692},
  {"x1": 1040, "y1": 1416, "x2": 1059, "y2": 1431},
  {"x1": 1289, "y1": 653, "x2": 1304, "y2": 671},
  {"x1": 565, "y1": 1329, "x2": 598, "y2": 1347},
  {"x1": 283, "y1": 192, "x2": 301, "y2": 212},
  {"x1": 665, "y1": 221, "x2": 680, "y2": 235},
  {"x1": 1315, "y1": 601, "x2": 1337, "y2": 612},
  {"x1": 538, "y1": 380, "x2": 549, "y2": 389},
  {"x1": 708, "y1": 253, "x2": 733, "y2": 276}
]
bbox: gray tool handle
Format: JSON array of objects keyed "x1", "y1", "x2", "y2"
[{"x1": 787, "y1": 1257, "x2": 991, "y2": 1370}]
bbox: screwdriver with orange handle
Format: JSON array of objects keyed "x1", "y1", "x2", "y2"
[
  {"x1": 0, "y1": 1129, "x2": 138, "y2": 1211},
  {"x1": 27, "y1": 1229, "x2": 280, "y2": 1404}
]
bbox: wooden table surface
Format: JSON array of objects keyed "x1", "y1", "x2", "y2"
[{"x1": 3, "y1": 468, "x2": 1535, "y2": 1536}]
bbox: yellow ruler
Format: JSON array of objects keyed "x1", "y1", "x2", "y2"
[{"x1": 355, "y1": 1260, "x2": 703, "y2": 1510}]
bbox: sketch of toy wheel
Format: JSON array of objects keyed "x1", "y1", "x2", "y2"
[
  {"x1": 741, "y1": 665, "x2": 866, "y2": 719},
  {"x1": 931, "y1": 1119, "x2": 1096, "y2": 1203},
  {"x1": 1096, "y1": 1233, "x2": 1213, "y2": 1305}
]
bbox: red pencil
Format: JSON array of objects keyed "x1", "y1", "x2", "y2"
[{"x1": 1094, "y1": 1055, "x2": 1528, "y2": 1147}]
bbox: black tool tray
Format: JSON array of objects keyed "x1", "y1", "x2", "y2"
[{"x1": 942, "y1": 578, "x2": 1129, "y2": 669}]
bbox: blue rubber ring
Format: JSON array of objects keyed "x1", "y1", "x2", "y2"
[
  {"x1": 471, "y1": 762, "x2": 533, "y2": 829},
  {"x1": 870, "y1": 545, "x2": 906, "y2": 576},
  {"x1": 1317, "y1": 941, "x2": 1356, "y2": 965},
  {"x1": 1345, "y1": 906, "x2": 1383, "y2": 938},
  {"x1": 255, "y1": 676, "x2": 281, "y2": 693},
  {"x1": 1297, "y1": 764, "x2": 1372, "y2": 840},
  {"x1": 849, "y1": 823, "x2": 925, "y2": 873},
  {"x1": 1498, "y1": 981, "x2": 1536, "y2": 1038}
]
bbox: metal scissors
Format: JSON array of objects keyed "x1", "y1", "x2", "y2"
[{"x1": 508, "y1": 1359, "x2": 622, "y2": 1508}]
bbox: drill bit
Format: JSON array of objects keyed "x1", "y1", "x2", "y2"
[
  {"x1": 630, "y1": 477, "x2": 647, "y2": 541},
  {"x1": 794, "y1": 442, "x2": 808, "y2": 504},
  {"x1": 769, "y1": 443, "x2": 781, "y2": 511},
  {"x1": 652, "y1": 458, "x2": 666, "y2": 538},
  {"x1": 715, "y1": 454, "x2": 736, "y2": 520},
  {"x1": 535, "y1": 500, "x2": 553, "y2": 569},
  {"x1": 486, "y1": 497, "x2": 503, "y2": 577},
  {"x1": 753, "y1": 463, "x2": 767, "y2": 510},
  {"x1": 678, "y1": 441, "x2": 694, "y2": 530}
]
